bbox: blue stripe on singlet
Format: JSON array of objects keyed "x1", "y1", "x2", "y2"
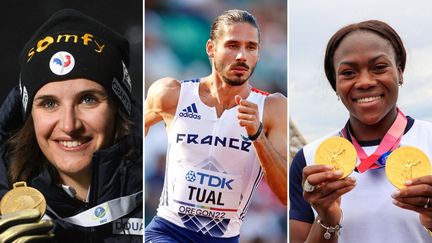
[
  {"x1": 180, "y1": 78, "x2": 200, "y2": 83},
  {"x1": 239, "y1": 167, "x2": 264, "y2": 220},
  {"x1": 160, "y1": 144, "x2": 171, "y2": 206}
]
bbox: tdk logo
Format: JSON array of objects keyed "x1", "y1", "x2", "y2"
[
  {"x1": 179, "y1": 103, "x2": 201, "y2": 120},
  {"x1": 185, "y1": 170, "x2": 196, "y2": 182},
  {"x1": 186, "y1": 171, "x2": 234, "y2": 190}
]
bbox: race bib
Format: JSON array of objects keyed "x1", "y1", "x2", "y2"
[{"x1": 171, "y1": 163, "x2": 243, "y2": 219}]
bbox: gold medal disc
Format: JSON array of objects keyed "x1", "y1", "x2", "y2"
[
  {"x1": 385, "y1": 146, "x2": 431, "y2": 189},
  {"x1": 0, "y1": 181, "x2": 46, "y2": 216},
  {"x1": 315, "y1": 136, "x2": 357, "y2": 178}
]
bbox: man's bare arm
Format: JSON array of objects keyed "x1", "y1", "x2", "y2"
[
  {"x1": 145, "y1": 77, "x2": 180, "y2": 136},
  {"x1": 253, "y1": 93, "x2": 287, "y2": 204}
]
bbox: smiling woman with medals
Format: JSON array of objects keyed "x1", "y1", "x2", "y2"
[{"x1": 290, "y1": 20, "x2": 432, "y2": 242}]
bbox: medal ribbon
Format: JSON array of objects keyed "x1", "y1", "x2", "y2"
[
  {"x1": 47, "y1": 190, "x2": 142, "y2": 227},
  {"x1": 341, "y1": 108, "x2": 407, "y2": 173}
]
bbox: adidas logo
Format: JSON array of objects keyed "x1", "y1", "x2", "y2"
[{"x1": 179, "y1": 103, "x2": 201, "y2": 120}]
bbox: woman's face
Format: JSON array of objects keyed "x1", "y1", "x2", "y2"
[
  {"x1": 32, "y1": 78, "x2": 115, "y2": 179},
  {"x1": 333, "y1": 30, "x2": 402, "y2": 126}
]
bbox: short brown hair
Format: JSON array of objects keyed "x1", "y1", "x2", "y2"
[{"x1": 210, "y1": 9, "x2": 260, "y2": 42}]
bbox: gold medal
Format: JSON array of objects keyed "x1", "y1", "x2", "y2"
[
  {"x1": 0, "y1": 182, "x2": 46, "y2": 216},
  {"x1": 315, "y1": 136, "x2": 357, "y2": 178},
  {"x1": 385, "y1": 146, "x2": 431, "y2": 189}
]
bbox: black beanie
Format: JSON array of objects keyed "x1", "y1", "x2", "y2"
[{"x1": 19, "y1": 9, "x2": 132, "y2": 117}]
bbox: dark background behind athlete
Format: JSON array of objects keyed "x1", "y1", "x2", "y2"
[{"x1": 0, "y1": 0, "x2": 142, "y2": 104}]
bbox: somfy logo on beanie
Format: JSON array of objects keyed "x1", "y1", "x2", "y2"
[
  {"x1": 49, "y1": 51, "x2": 75, "y2": 75},
  {"x1": 27, "y1": 33, "x2": 105, "y2": 62}
]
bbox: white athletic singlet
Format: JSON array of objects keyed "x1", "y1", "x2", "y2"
[
  {"x1": 156, "y1": 78, "x2": 268, "y2": 238},
  {"x1": 297, "y1": 119, "x2": 432, "y2": 242}
]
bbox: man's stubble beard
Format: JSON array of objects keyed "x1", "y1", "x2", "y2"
[{"x1": 214, "y1": 60, "x2": 257, "y2": 86}]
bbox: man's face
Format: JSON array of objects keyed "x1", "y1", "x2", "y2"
[{"x1": 209, "y1": 22, "x2": 260, "y2": 86}]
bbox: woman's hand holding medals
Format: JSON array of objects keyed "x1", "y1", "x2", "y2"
[
  {"x1": 387, "y1": 146, "x2": 432, "y2": 232},
  {"x1": 303, "y1": 137, "x2": 432, "y2": 235},
  {"x1": 302, "y1": 137, "x2": 357, "y2": 238},
  {"x1": 0, "y1": 182, "x2": 53, "y2": 242}
]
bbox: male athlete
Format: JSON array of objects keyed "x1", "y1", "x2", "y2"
[{"x1": 145, "y1": 9, "x2": 287, "y2": 242}]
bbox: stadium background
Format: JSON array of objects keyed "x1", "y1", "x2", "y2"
[
  {"x1": 0, "y1": 1, "x2": 287, "y2": 242},
  {"x1": 145, "y1": 0, "x2": 287, "y2": 242}
]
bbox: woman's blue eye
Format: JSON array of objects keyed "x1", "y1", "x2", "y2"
[
  {"x1": 43, "y1": 100, "x2": 57, "y2": 108},
  {"x1": 82, "y1": 96, "x2": 97, "y2": 104}
]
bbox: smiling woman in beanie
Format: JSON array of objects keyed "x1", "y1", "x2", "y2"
[{"x1": 0, "y1": 9, "x2": 142, "y2": 242}]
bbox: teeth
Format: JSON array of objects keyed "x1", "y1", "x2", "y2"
[
  {"x1": 356, "y1": 96, "x2": 381, "y2": 103},
  {"x1": 60, "y1": 140, "x2": 82, "y2": 148}
]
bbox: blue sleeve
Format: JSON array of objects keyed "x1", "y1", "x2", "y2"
[{"x1": 289, "y1": 148, "x2": 314, "y2": 223}]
